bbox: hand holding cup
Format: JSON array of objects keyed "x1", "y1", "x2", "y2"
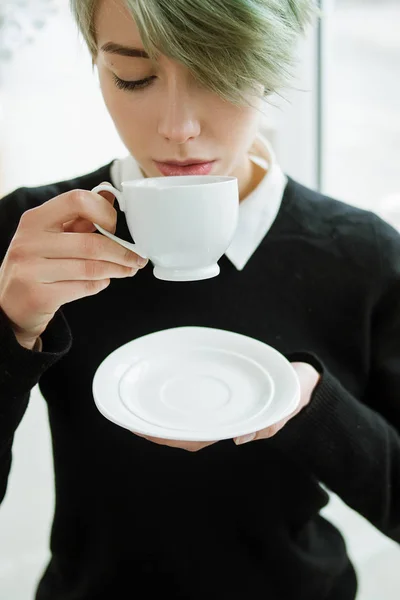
[{"x1": 0, "y1": 186, "x2": 147, "y2": 350}]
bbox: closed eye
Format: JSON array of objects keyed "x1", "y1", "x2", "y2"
[{"x1": 112, "y1": 74, "x2": 156, "y2": 91}]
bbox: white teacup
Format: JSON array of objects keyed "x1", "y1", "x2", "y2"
[{"x1": 91, "y1": 176, "x2": 239, "y2": 282}]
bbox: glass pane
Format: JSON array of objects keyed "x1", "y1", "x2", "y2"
[{"x1": 323, "y1": 0, "x2": 400, "y2": 229}]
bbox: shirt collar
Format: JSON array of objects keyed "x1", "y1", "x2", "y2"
[{"x1": 110, "y1": 132, "x2": 287, "y2": 271}]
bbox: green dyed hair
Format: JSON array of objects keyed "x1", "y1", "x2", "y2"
[{"x1": 70, "y1": 0, "x2": 318, "y2": 106}]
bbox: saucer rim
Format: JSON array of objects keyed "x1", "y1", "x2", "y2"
[{"x1": 92, "y1": 326, "x2": 300, "y2": 442}]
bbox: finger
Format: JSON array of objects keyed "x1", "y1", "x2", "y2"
[
  {"x1": 234, "y1": 432, "x2": 257, "y2": 445},
  {"x1": 257, "y1": 420, "x2": 286, "y2": 440},
  {"x1": 234, "y1": 414, "x2": 296, "y2": 444},
  {"x1": 63, "y1": 185, "x2": 116, "y2": 233},
  {"x1": 23, "y1": 231, "x2": 146, "y2": 268},
  {"x1": 43, "y1": 278, "x2": 112, "y2": 308},
  {"x1": 25, "y1": 279, "x2": 112, "y2": 315},
  {"x1": 34, "y1": 258, "x2": 138, "y2": 283},
  {"x1": 234, "y1": 364, "x2": 320, "y2": 446},
  {"x1": 20, "y1": 189, "x2": 117, "y2": 233},
  {"x1": 183, "y1": 441, "x2": 217, "y2": 452},
  {"x1": 63, "y1": 218, "x2": 98, "y2": 234},
  {"x1": 291, "y1": 362, "x2": 321, "y2": 407}
]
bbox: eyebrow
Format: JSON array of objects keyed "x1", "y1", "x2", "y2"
[{"x1": 101, "y1": 42, "x2": 149, "y2": 58}]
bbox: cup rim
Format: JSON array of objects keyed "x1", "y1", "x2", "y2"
[{"x1": 121, "y1": 175, "x2": 237, "y2": 189}]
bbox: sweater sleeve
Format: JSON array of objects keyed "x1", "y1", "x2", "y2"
[
  {"x1": 0, "y1": 187, "x2": 72, "y2": 505},
  {"x1": 269, "y1": 215, "x2": 400, "y2": 543}
]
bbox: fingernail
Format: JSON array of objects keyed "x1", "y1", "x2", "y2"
[
  {"x1": 234, "y1": 433, "x2": 256, "y2": 445},
  {"x1": 137, "y1": 257, "x2": 148, "y2": 268}
]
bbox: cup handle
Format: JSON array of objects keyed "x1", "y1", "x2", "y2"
[{"x1": 91, "y1": 184, "x2": 147, "y2": 258}]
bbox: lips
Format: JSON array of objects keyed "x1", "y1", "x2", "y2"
[{"x1": 153, "y1": 160, "x2": 217, "y2": 176}]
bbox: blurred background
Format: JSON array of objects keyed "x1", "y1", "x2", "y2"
[{"x1": 0, "y1": 0, "x2": 399, "y2": 598}]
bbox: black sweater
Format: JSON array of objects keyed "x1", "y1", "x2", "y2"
[{"x1": 0, "y1": 164, "x2": 399, "y2": 600}]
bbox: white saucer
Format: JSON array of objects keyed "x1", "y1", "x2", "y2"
[{"x1": 92, "y1": 327, "x2": 300, "y2": 441}]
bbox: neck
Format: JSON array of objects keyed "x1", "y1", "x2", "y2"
[{"x1": 238, "y1": 156, "x2": 266, "y2": 202}]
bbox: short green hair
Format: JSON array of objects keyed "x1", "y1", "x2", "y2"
[{"x1": 70, "y1": 0, "x2": 318, "y2": 106}]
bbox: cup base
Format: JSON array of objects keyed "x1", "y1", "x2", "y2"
[{"x1": 153, "y1": 264, "x2": 220, "y2": 282}]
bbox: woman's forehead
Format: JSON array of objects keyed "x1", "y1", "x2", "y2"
[{"x1": 95, "y1": 0, "x2": 143, "y2": 47}]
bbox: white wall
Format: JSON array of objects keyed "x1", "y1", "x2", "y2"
[
  {"x1": 0, "y1": 2, "x2": 126, "y2": 196},
  {"x1": 0, "y1": 2, "x2": 399, "y2": 599}
]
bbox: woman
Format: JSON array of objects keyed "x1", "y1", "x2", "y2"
[{"x1": 0, "y1": 1, "x2": 399, "y2": 598}]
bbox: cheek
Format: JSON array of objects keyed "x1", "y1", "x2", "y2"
[
  {"x1": 213, "y1": 94, "x2": 261, "y2": 134},
  {"x1": 217, "y1": 106, "x2": 261, "y2": 149},
  {"x1": 98, "y1": 69, "x2": 137, "y2": 117},
  {"x1": 100, "y1": 78, "x2": 130, "y2": 118},
  {"x1": 99, "y1": 75, "x2": 152, "y2": 144},
  {"x1": 237, "y1": 109, "x2": 262, "y2": 148}
]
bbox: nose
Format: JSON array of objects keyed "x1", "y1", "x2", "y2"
[{"x1": 157, "y1": 78, "x2": 201, "y2": 144}]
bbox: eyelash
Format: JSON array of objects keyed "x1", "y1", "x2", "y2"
[{"x1": 112, "y1": 73, "x2": 156, "y2": 92}]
